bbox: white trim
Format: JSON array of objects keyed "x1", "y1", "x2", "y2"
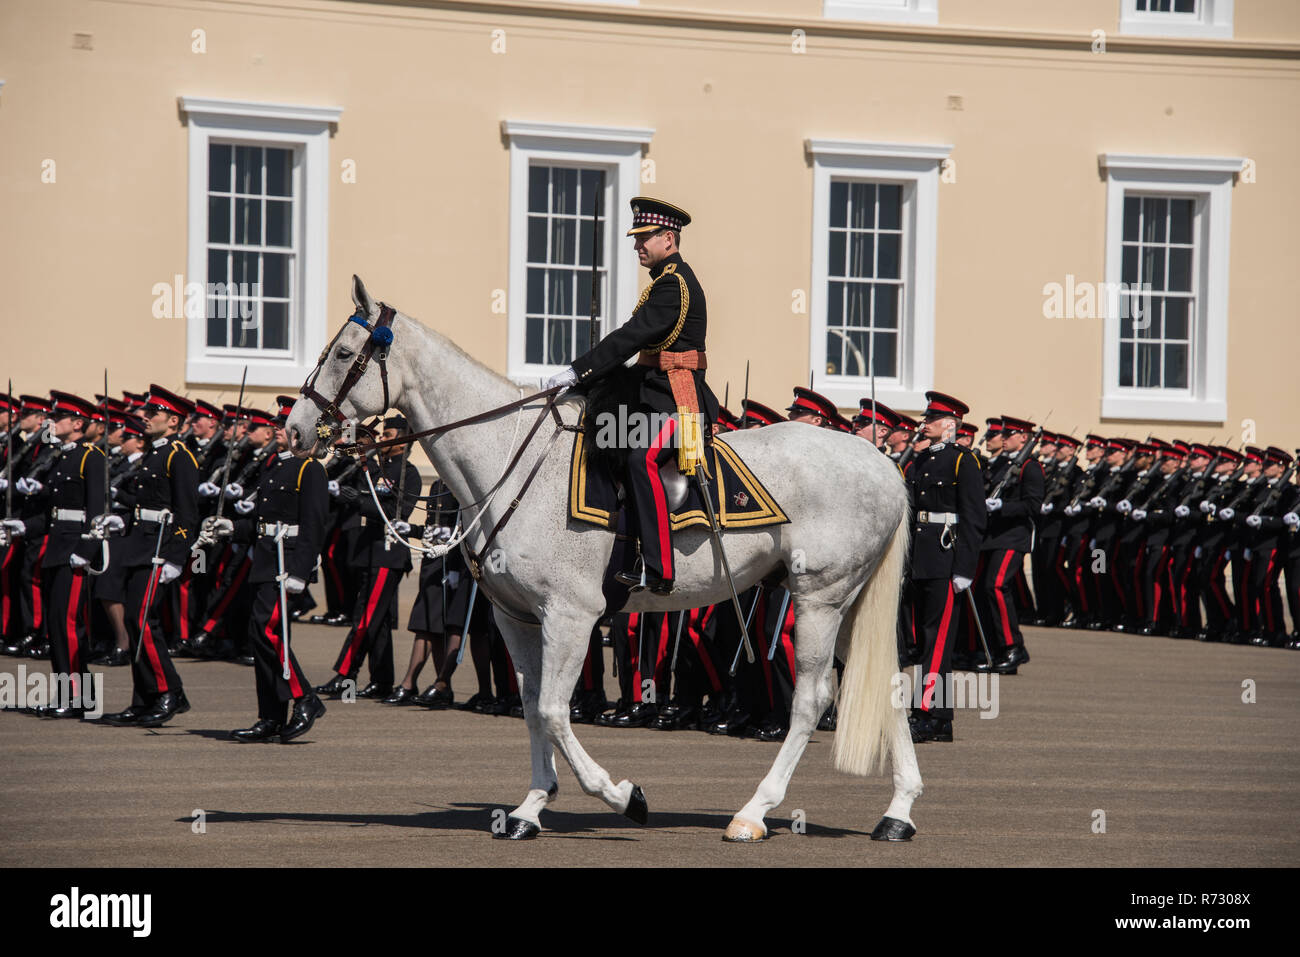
[
  {"x1": 807, "y1": 139, "x2": 951, "y2": 413},
  {"x1": 1099, "y1": 153, "x2": 1242, "y2": 423},
  {"x1": 824, "y1": 0, "x2": 939, "y2": 26},
  {"x1": 179, "y1": 97, "x2": 339, "y2": 387},
  {"x1": 503, "y1": 120, "x2": 652, "y2": 383},
  {"x1": 1119, "y1": 0, "x2": 1234, "y2": 40}
]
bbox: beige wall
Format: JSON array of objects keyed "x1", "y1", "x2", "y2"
[{"x1": 2, "y1": 0, "x2": 1297, "y2": 451}]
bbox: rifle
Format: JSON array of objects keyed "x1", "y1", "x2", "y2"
[
  {"x1": 1176, "y1": 448, "x2": 1227, "y2": 510},
  {"x1": 212, "y1": 366, "x2": 248, "y2": 524},
  {"x1": 206, "y1": 435, "x2": 250, "y2": 485},
  {"x1": 82, "y1": 370, "x2": 112, "y2": 576},
  {"x1": 895, "y1": 430, "x2": 926, "y2": 472},
  {"x1": 988, "y1": 426, "x2": 1045, "y2": 500},
  {"x1": 1065, "y1": 461, "x2": 1107, "y2": 512},
  {"x1": 1249, "y1": 458, "x2": 1299, "y2": 520}
]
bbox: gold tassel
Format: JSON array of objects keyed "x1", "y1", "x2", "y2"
[{"x1": 676, "y1": 409, "x2": 706, "y2": 477}]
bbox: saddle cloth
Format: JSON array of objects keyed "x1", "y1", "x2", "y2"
[{"x1": 568, "y1": 430, "x2": 788, "y2": 532}]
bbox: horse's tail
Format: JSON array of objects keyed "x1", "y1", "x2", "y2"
[{"x1": 831, "y1": 502, "x2": 911, "y2": 776}]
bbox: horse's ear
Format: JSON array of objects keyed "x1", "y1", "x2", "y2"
[{"x1": 352, "y1": 275, "x2": 376, "y2": 317}]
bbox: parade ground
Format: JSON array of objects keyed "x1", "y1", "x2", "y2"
[{"x1": 2, "y1": 621, "x2": 1297, "y2": 869}]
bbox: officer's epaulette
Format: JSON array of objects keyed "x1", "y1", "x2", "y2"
[
  {"x1": 165, "y1": 441, "x2": 199, "y2": 475},
  {"x1": 81, "y1": 441, "x2": 106, "y2": 456}
]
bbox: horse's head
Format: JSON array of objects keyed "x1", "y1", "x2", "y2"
[{"x1": 288, "y1": 274, "x2": 403, "y2": 456}]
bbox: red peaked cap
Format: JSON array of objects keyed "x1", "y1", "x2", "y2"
[
  {"x1": 1106, "y1": 437, "x2": 1136, "y2": 453},
  {"x1": 958, "y1": 422, "x2": 979, "y2": 437},
  {"x1": 984, "y1": 417, "x2": 1003, "y2": 434},
  {"x1": 1000, "y1": 416, "x2": 1035, "y2": 435},
  {"x1": 1242, "y1": 446, "x2": 1265, "y2": 465},
  {"x1": 830, "y1": 412, "x2": 855, "y2": 434},
  {"x1": 49, "y1": 390, "x2": 100, "y2": 420},
  {"x1": 19, "y1": 395, "x2": 53, "y2": 414},
  {"x1": 1056, "y1": 434, "x2": 1081, "y2": 448},
  {"x1": 738, "y1": 401, "x2": 785, "y2": 428},
  {"x1": 716, "y1": 408, "x2": 740, "y2": 432},
  {"x1": 1265, "y1": 446, "x2": 1293, "y2": 466},
  {"x1": 892, "y1": 412, "x2": 919, "y2": 433},
  {"x1": 856, "y1": 399, "x2": 898, "y2": 429},
  {"x1": 242, "y1": 407, "x2": 275, "y2": 428},
  {"x1": 786, "y1": 387, "x2": 839, "y2": 421},
  {"x1": 275, "y1": 395, "x2": 296, "y2": 422},
  {"x1": 1215, "y1": 446, "x2": 1242, "y2": 463},
  {"x1": 193, "y1": 398, "x2": 223, "y2": 420},
  {"x1": 145, "y1": 384, "x2": 195, "y2": 419},
  {"x1": 922, "y1": 390, "x2": 969, "y2": 419},
  {"x1": 119, "y1": 416, "x2": 146, "y2": 437}
]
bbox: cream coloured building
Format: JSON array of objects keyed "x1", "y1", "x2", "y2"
[{"x1": 2, "y1": 0, "x2": 1298, "y2": 448}]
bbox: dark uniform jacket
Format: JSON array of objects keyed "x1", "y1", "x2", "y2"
[
  {"x1": 351, "y1": 454, "x2": 422, "y2": 571},
  {"x1": 234, "y1": 451, "x2": 328, "y2": 584},
  {"x1": 908, "y1": 442, "x2": 986, "y2": 580},
  {"x1": 115, "y1": 436, "x2": 199, "y2": 569},
  {"x1": 571, "y1": 252, "x2": 720, "y2": 426},
  {"x1": 983, "y1": 455, "x2": 1045, "y2": 553},
  {"x1": 41, "y1": 441, "x2": 107, "y2": 566}
]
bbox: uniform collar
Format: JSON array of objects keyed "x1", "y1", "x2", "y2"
[
  {"x1": 649, "y1": 252, "x2": 682, "y2": 280},
  {"x1": 928, "y1": 442, "x2": 947, "y2": 452},
  {"x1": 60, "y1": 440, "x2": 77, "y2": 451},
  {"x1": 127, "y1": 450, "x2": 144, "y2": 463},
  {"x1": 277, "y1": 450, "x2": 293, "y2": 461},
  {"x1": 152, "y1": 436, "x2": 169, "y2": 449}
]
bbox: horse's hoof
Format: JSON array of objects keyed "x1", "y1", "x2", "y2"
[
  {"x1": 623, "y1": 785, "x2": 648, "y2": 825},
  {"x1": 493, "y1": 816, "x2": 540, "y2": 840},
  {"x1": 722, "y1": 817, "x2": 767, "y2": 842},
  {"x1": 870, "y1": 816, "x2": 916, "y2": 842}
]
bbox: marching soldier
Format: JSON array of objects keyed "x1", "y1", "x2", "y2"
[
  {"x1": 1241, "y1": 447, "x2": 1294, "y2": 645},
  {"x1": 100, "y1": 386, "x2": 197, "y2": 728},
  {"x1": 544, "y1": 197, "x2": 719, "y2": 596},
  {"x1": 6, "y1": 395, "x2": 58, "y2": 659},
  {"x1": 905, "y1": 392, "x2": 985, "y2": 742}
]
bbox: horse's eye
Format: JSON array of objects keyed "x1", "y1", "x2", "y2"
[{"x1": 337, "y1": 348, "x2": 353, "y2": 361}]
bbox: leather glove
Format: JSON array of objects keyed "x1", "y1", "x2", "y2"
[
  {"x1": 985, "y1": 497, "x2": 1002, "y2": 512},
  {"x1": 1217, "y1": 507, "x2": 1234, "y2": 521},
  {"x1": 69, "y1": 553, "x2": 90, "y2": 569},
  {"x1": 1283, "y1": 511, "x2": 1299, "y2": 529},
  {"x1": 234, "y1": 499, "x2": 256, "y2": 515},
  {"x1": 16, "y1": 477, "x2": 42, "y2": 495},
  {"x1": 392, "y1": 521, "x2": 411, "y2": 537},
  {"x1": 1199, "y1": 500, "x2": 1216, "y2": 514},
  {"x1": 951, "y1": 575, "x2": 972, "y2": 594},
  {"x1": 285, "y1": 575, "x2": 307, "y2": 594},
  {"x1": 1040, "y1": 502, "x2": 1054, "y2": 514},
  {"x1": 1, "y1": 518, "x2": 26, "y2": 537},
  {"x1": 1245, "y1": 514, "x2": 1263, "y2": 529},
  {"x1": 1174, "y1": 505, "x2": 1191, "y2": 519},
  {"x1": 197, "y1": 481, "x2": 220, "y2": 497},
  {"x1": 159, "y1": 562, "x2": 182, "y2": 584},
  {"x1": 328, "y1": 480, "x2": 340, "y2": 497},
  {"x1": 1116, "y1": 499, "x2": 1133, "y2": 514},
  {"x1": 544, "y1": 366, "x2": 578, "y2": 392},
  {"x1": 446, "y1": 570, "x2": 462, "y2": 590},
  {"x1": 224, "y1": 482, "x2": 244, "y2": 499},
  {"x1": 1131, "y1": 509, "x2": 1148, "y2": 521}
]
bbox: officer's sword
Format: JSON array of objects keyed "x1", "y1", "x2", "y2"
[
  {"x1": 588, "y1": 170, "x2": 604, "y2": 352},
  {"x1": 135, "y1": 511, "x2": 173, "y2": 663},
  {"x1": 767, "y1": 586, "x2": 791, "y2": 661},
  {"x1": 456, "y1": 577, "x2": 478, "y2": 666},
  {"x1": 384, "y1": 435, "x2": 412, "y2": 552},
  {"x1": 4, "y1": 379, "x2": 13, "y2": 530},
  {"x1": 84, "y1": 370, "x2": 111, "y2": 576},
  {"x1": 729, "y1": 584, "x2": 763, "y2": 675},
  {"x1": 209, "y1": 366, "x2": 248, "y2": 539},
  {"x1": 964, "y1": 589, "x2": 994, "y2": 669},
  {"x1": 275, "y1": 523, "x2": 293, "y2": 679},
  {"x1": 667, "y1": 608, "x2": 687, "y2": 701}
]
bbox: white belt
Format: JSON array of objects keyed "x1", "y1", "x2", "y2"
[
  {"x1": 52, "y1": 508, "x2": 86, "y2": 522},
  {"x1": 258, "y1": 522, "x2": 299, "y2": 538},
  {"x1": 917, "y1": 511, "x2": 959, "y2": 524},
  {"x1": 134, "y1": 507, "x2": 172, "y2": 524}
]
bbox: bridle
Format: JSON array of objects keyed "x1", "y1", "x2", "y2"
[{"x1": 300, "y1": 304, "x2": 396, "y2": 442}]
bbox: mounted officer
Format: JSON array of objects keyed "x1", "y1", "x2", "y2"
[{"x1": 545, "y1": 197, "x2": 719, "y2": 595}]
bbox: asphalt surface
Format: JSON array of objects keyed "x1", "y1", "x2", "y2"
[{"x1": 2, "y1": 618, "x2": 1297, "y2": 867}]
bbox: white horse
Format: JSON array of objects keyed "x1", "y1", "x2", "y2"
[{"x1": 287, "y1": 275, "x2": 923, "y2": 843}]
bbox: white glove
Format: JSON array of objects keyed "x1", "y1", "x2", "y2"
[
  {"x1": 1245, "y1": 514, "x2": 1263, "y2": 528},
  {"x1": 446, "y1": 570, "x2": 462, "y2": 590},
  {"x1": 1, "y1": 518, "x2": 25, "y2": 537},
  {"x1": 985, "y1": 497, "x2": 1003, "y2": 512},
  {"x1": 375, "y1": 481, "x2": 392, "y2": 496},
  {"x1": 1283, "y1": 511, "x2": 1299, "y2": 530},
  {"x1": 1089, "y1": 538, "x2": 1098, "y2": 550},
  {"x1": 1242, "y1": 548, "x2": 1252, "y2": 561},
  {"x1": 1116, "y1": 499, "x2": 1133, "y2": 514},
  {"x1": 544, "y1": 366, "x2": 578, "y2": 392},
  {"x1": 69, "y1": 553, "x2": 90, "y2": 569},
  {"x1": 392, "y1": 521, "x2": 411, "y2": 537},
  {"x1": 328, "y1": 480, "x2": 340, "y2": 497},
  {"x1": 224, "y1": 482, "x2": 244, "y2": 499},
  {"x1": 94, "y1": 514, "x2": 126, "y2": 534},
  {"x1": 951, "y1": 575, "x2": 972, "y2": 594},
  {"x1": 1174, "y1": 505, "x2": 1191, "y2": 519},
  {"x1": 234, "y1": 499, "x2": 256, "y2": 515},
  {"x1": 284, "y1": 575, "x2": 306, "y2": 594},
  {"x1": 433, "y1": 525, "x2": 453, "y2": 544},
  {"x1": 197, "y1": 481, "x2": 220, "y2": 498},
  {"x1": 211, "y1": 517, "x2": 234, "y2": 539},
  {"x1": 1217, "y1": 507, "x2": 1234, "y2": 521},
  {"x1": 0, "y1": 478, "x2": 7, "y2": 492},
  {"x1": 1088, "y1": 496, "x2": 1107, "y2": 509},
  {"x1": 16, "y1": 477, "x2": 42, "y2": 495},
  {"x1": 1040, "y1": 502, "x2": 1054, "y2": 515},
  {"x1": 1199, "y1": 500, "x2": 1215, "y2": 514},
  {"x1": 159, "y1": 562, "x2": 182, "y2": 584},
  {"x1": 1193, "y1": 546, "x2": 1202, "y2": 559},
  {"x1": 1064, "y1": 503, "x2": 1080, "y2": 516},
  {"x1": 1131, "y1": 509, "x2": 1148, "y2": 521}
]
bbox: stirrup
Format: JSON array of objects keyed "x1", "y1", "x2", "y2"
[{"x1": 615, "y1": 561, "x2": 647, "y2": 592}]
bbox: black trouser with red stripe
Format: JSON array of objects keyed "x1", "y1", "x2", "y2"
[
  {"x1": 1284, "y1": 554, "x2": 1300, "y2": 636},
  {"x1": 333, "y1": 565, "x2": 402, "y2": 687},
  {"x1": 320, "y1": 526, "x2": 352, "y2": 618},
  {"x1": 199, "y1": 548, "x2": 253, "y2": 639},
  {"x1": 21, "y1": 536, "x2": 48, "y2": 640},
  {"x1": 1197, "y1": 545, "x2": 1234, "y2": 632},
  {"x1": 1168, "y1": 543, "x2": 1203, "y2": 632},
  {"x1": 247, "y1": 581, "x2": 312, "y2": 722},
  {"x1": 614, "y1": 612, "x2": 657, "y2": 706},
  {"x1": 911, "y1": 577, "x2": 958, "y2": 721},
  {"x1": 124, "y1": 564, "x2": 184, "y2": 706},
  {"x1": 1, "y1": 542, "x2": 22, "y2": 641},
  {"x1": 978, "y1": 548, "x2": 1027, "y2": 654},
  {"x1": 1248, "y1": 544, "x2": 1285, "y2": 638},
  {"x1": 674, "y1": 605, "x2": 724, "y2": 705},
  {"x1": 625, "y1": 415, "x2": 678, "y2": 582},
  {"x1": 753, "y1": 590, "x2": 796, "y2": 726},
  {"x1": 45, "y1": 562, "x2": 92, "y2": 687},
  {"x1": 576, "y1": 623, "x2": 605, "y2": 695}
]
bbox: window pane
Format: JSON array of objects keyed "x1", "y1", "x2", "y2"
[
  {"x1": 825, "y1": 331, "x2": 842, "y2": 376},
  {"x1": 580, "y1": 170, "x2": 601, "y2": 217},
  {"x1": 872, "y1": 331, "x2": 898, "y2": 377},
  {"x1": 827, "y1": 280, "x2": 844, "y2": 327},
  {"x1": 830, "y1": 181, "x2": 847, "y2": 228},
  {"x1": 206, "y1": 311, "x2": 226, "y2": 347},
  {"x1": 576, "y1": 270, "x2": 593, "y2": 316},
  {"x1": 846, "y1": 283, "x2": 870, "y2": 328},
  {"x1": 551, "y1": 218, "x2": 575, "y2": 265},
  {"x1": 234, "y1": 198, "x2": 262, "y2": 246},
  {"x1": 262, "y1": 253, "x2": 290, "y2": 299},
  {"x1": 231, "y1": 301, "x2": 257, "y2": 348},
  {"x1": 207, "y1": 249, "x2": 228, "y2": 285},
  {"x1": 265, "y1": 200, "x2": 291, "y2": 247},
  {"x1": 1164, "y1": 343, "x2": 1188, "y2": 389},
  {"x1": 1119, "y1": 342, "x2": 1134, "y2": 387},
  {"x1": 209, "y1": 144, "x2": 232, "y2": 192},
  {"x1": 828, "y1": 231, "x2": 846, "y2": 278},
  {"x1": 552, "y1": 169, "x2": 577, "y2": 215},
  {"x1": 1136, "y1": 342, "x2": 1160, "y2": 388},
  {"x1": 1141, "y1": 247, "x2": 1165, "y2": 290},
  {"x1": 527, "y1": 216, "x2": 547, "y2": 263},
  {"x1": 849, "y1": 183, "x2": 874, "y2": 230},
  {"x1": 1167, "y1": 247, "x2": 1192, "y2": 292},
  {"x1": 1122, "y1": 196, "x2": 1139, "y2": 242},
  {"x1": 1132, "y1": 294, "x2": 1156, "y2": 337},
  {"x1": 528, "y1": 166, "x2": 549, "y2": 214},
  {"x1": 527, "y1": 268, "x2": 545, "y2": 314},
  {"x1": 1142, "y1": 198, "x2": 1167, "y2": 243},
  {"x1": 208, "y1": 196, "x2": 231, "y2": 244},
  {"x1": 525, "y1": 316, "x2": 543, "y2": 364},
  {"x1": 546, "y1": 320, "x2": 571, "y2": 365},
  {"x1": 547, "y1": 269, "x2": 573, "y2": 316},
  {"x1": 848, "y1": 233, "x2": 874, "y2": 278},
  {"x1": 877, "y1": 233, "x2": 900, "y2": 279},
  {"x1": 877, "y1": 185, "x2": 901, "y2": 230},
  {"x1": 1122, "y1": 245, "x2": 1138, "y2": 285},
  {"x1": 574, "y1": 318, "x2": 592, "y2": 352},
  {"x1": 234, "y1": 146, "x2": 262, "y2": 194},
  {"x1": 843, "y1": 328, "x2": 870, "y2": 377},
  {"x1": 266, "y1": 148, "x2": 292, "y2": 197},
  {"x1": 263, "y1": 301, "x2": 289, "y2": 350},
  {"x1": 578, "y1": 218, "x2": 604, "y2": 268},
  {"x1": 1169, "y1": 199, "x2": 1193, "y2": 244},
  {"x1": 874, "y1": 285, "x2": 898, "y2": 329},
  {"x1": 231, "y1": 251, "x2": 259, "y2": 288},
  {"x1": 1164, "y1": 297, "x2": 1189, "y2": 340}
]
